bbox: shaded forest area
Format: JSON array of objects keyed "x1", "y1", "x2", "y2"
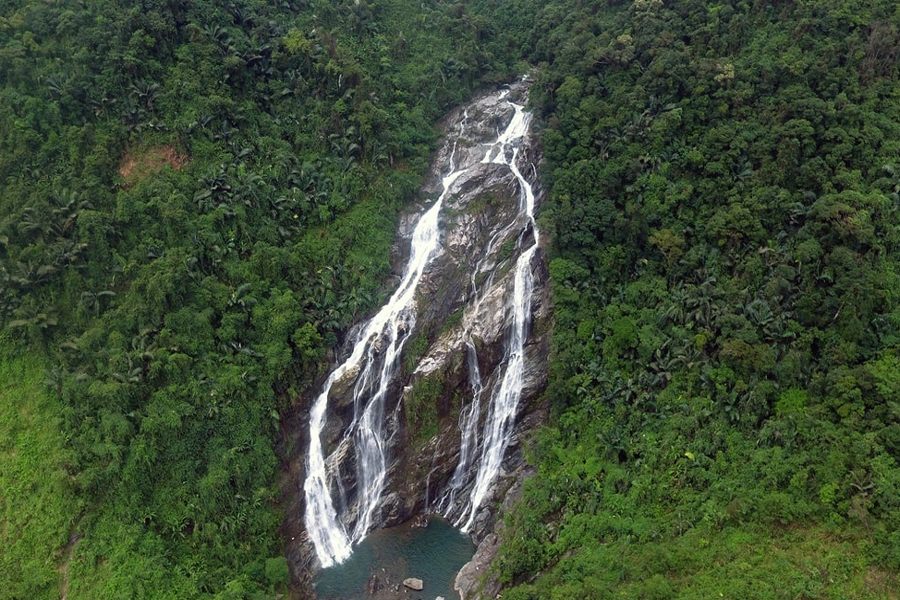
[{"x1": 2, "y1": 0, "x2": 900, "y2": 598}]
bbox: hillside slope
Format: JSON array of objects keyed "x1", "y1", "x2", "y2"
[
  {"x1": 3, "y1": 0, "x2": 900, "y2": 598},
  {"x1": 0, "y1": 0, "x2": 521, "y2": 597},
  {"x1": 493, "y1": 1, "x2": 900, "y2": 598}
]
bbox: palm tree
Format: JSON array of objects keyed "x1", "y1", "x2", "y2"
[
  {"x1": 50, "y1": 188, "x2": 91, "y2": 238},
  {"x1": 228, "y1": 283, "x2": 257, "y2": 314},
  {"x1": 129, "y1": 80, "x2": 160, "y2": 111},
  {"x1": 43, "y1": 74, "x2": 68, "y2": 100},
  {"x1": 661, "y1": 284, "x2": 690, "y2": 326},
  {"x1": 80, "y1": 289, "x2": 116, "y2": 317},
  {"x1": 43, "y1": 366, "x2": 66, "y2": 395},
  {"x1": 18, "y1": 206, "x2": 51, "y2": 240},
  {"x1": 7, "y1": 302, "x2": 58, "y2": 341}
]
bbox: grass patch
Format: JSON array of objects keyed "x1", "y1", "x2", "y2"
[
  {"x1": 498, "y1": 237, "x2": 515, "y2": 262},
  {"x1": 405, "y1": 372, "x2": 442, "y2": 445},
  {"x1": 0, "y1": 343, "x2": 80, "y2": 600},
  {"x1": 438, "y1": 306, "x2": 465, "y2": 336},
  {"x1": 465, "y1": 192, "x2": 495, "y2": 216},
  {"x1": 403, "y1": 333, "x2": 429, "y2": 377},
  {"x1": 503, "y1": 524, "x2": 896, "y2": 600}
]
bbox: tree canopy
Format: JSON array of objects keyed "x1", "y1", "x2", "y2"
[
  {"x1": 0, "y1": 0, "x2": 522, "y2": 597},
  {"x1": 494, "y1": 1, "x2": 900, "y2": 598}
]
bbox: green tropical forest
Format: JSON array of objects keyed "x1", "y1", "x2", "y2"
[{"x1": 1, "y1": 0, "x2": 899, "y2": 598}]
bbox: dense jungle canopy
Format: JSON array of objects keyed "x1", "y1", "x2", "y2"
[{"x1": 1, "y1": 0, "x2": 899, "y2": 598}]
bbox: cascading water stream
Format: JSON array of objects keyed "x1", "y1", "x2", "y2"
[
  {"x1": 304, "y1": 111, "x2": 472, "y2": 568},
  {"x1": 303, "y1": 194, "x2": 445, "y2": 567},
  {"x1": 439, "y1": 341, "x2": 483, "y2": 513},
  {"x1": 438, "y1": 100, "x2": 540, "y2": 532},
  {"x1": 304, "y1": 88, "x2": 541, "y2": 570}
]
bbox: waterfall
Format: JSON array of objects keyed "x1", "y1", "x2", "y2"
[
  {"x1": 440, "y1": 101, "x2": 540, "y2": 532},
  {"x1": 303, "y1": 194, "x2": 444, "y2": 567},
  {"x1": 304, "y1": 110, "x2": 471, "y2": 568},
  {"x1": 304, "y1": 87, "x2": 541, "y2": 568}
]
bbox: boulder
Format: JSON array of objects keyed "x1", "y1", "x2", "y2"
[{"x1": 403, "y1": 578, "x2": 424, "y2": 591}]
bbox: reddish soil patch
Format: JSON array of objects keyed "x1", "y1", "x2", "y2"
[{"x1": 118, "y1": 145, "x2": 189, "y2": 182}]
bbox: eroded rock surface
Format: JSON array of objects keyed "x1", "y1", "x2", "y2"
[{"x1": 384, "y1": 80, "x2": 549, "y2": 542}]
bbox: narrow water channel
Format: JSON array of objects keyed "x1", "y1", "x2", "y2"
[{"x1": 314, "y1": 517, "x2": 475, "y2": 600}]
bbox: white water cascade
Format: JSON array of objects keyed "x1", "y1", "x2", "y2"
[
  {"x1": 440, "y1": 100, "x2": 540, "y2": 532},
  {"x1": 304, "y1": 87, "x2": 541, "y2": 569},
  {"x1": 304, "y1": 111, "x2": 471, "y2": 568}
]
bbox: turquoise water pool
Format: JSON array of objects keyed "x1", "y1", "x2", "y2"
[{"x1": 314, "y1": 516, "x2": 475, "y2": 600}]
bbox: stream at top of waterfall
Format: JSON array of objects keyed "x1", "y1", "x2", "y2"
[{"x1": 314, "y1": 516, "x2": 474, "y2": 600}]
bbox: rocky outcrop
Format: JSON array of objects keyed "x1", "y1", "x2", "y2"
[
  {"x1": 454, "y1": 533, "x2": 500, "y2": 600},
  {"x1": 454, "y1": 461, "x2": 535, "y2": 600}
]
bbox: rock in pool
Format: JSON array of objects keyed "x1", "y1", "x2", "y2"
[{"x1": 403, "y1": 578, "x2": 424, "y2": 591}]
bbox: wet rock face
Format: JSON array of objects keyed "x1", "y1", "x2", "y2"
[
  {"x1": 454, "y1": 533, "x2": 500, "y2": 600},
  {"x1": 287, "y1": 79, "x2": 549, "y2": 587},
  {"x1": 384, "y1": 81, "x2": 549, "y2": 540}
]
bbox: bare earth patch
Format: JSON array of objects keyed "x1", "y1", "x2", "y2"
[
  {"x1": 118, "y1": 145, "x2": 189, "y2": 183},
  {"x1": 864, "y1": 566, "x2": 899, "y2": 599},
  {"x1": 58, "y1": 535, "x2": 78, "y2": 600}
]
